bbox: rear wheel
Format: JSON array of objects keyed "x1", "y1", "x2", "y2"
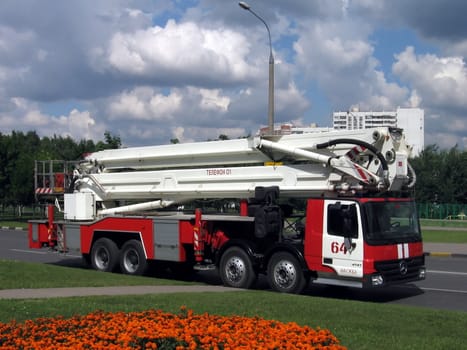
[
  {"x1": 219, "y1": 247, "x2": 257, "y2": 289},
  {"x1": 90, "y1": 238, "x2": 119, "y2": 272},
  {"x1": 120, "y1": 239, "x2": 148, "y2": 275},
  {"x1": 268, "y1": 252, "x2": 307, "y2": 294}
]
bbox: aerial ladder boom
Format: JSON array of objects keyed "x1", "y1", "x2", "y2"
[{"x1": 72, "y1": 127, "x2": 414, "y2": 218}]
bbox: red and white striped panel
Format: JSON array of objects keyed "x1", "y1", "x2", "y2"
[
  {"x1": 397, "y1": 243, "x2": 410, "y2": 259},
  {"x1": 353, "y1": 163, "x2": 370, "y2": 183},
  {"x1": 35, "y1": 188, "x2": 53, "y2": 194},
  {"x1": 346, "y1": 145, "x2": 367, "y2": 161}
]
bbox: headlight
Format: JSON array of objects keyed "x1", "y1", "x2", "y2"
[
  {"x1": 419, "y1": 268, "x2": 426, "y2": 280},
  {"x1": 371, "y1": 274, "x2": 384, "y2": 286}
]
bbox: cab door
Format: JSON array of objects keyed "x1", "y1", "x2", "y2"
[{"x1": 321, "y1": 199, "x2": 364, "y2": 279}]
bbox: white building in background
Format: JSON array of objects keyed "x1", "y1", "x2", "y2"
[{"x1": 332, "y1": 108, "x2": 424, "y2": 156}]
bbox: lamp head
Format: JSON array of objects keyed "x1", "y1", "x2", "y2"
[{"x1": 239, "y1": 2, "x2": 250, "y2": 10}]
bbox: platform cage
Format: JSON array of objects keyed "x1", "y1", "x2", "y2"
[{"x1": 34, "y1": 160, "x2": 79, "y2": 202}]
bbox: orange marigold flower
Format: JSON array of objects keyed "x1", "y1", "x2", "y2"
[{"x1": 0, "y1": 308, "x2": 346, "y2": 349}]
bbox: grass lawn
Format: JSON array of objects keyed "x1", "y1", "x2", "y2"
[
  {"x1": 420, "y1": 219, "x2": 467, "y2": 228},
  {"x1": 0, "y1": 220, "x2": 28, "y2": 229},
  {"x1": 420, "y1": 219, "x2": 467, "y2": 243},
  {"x1": 0, "y1": 260, "x2": 193, "y2": 290},
  {"x1": 1, "y1": 289, "x2": 466, "y2": 349},
  {"x1": 422, "y1": 230, "x2": 467, "y2": 243},
  {"x1": 0, "y1": 261, "x2": 467, "y2": 349}
]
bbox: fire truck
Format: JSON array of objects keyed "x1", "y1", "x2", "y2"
[{"x1": 29, "y1": 126, "x2": 425, "y2": 293}]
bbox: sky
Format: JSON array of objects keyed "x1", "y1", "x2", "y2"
[{"x1": 0, "y1": 0, "x2": 466, "y2": 150}]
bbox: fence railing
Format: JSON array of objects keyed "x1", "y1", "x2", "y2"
[
  {"x1": 417, "y1": 203, "x2": 467, "y2": 220},
  {"x1": 0, "y1": 205, "x2": 45, "y2": 220}
]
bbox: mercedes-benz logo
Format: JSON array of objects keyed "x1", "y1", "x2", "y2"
[{"x1": 399, "y1": 261, "x2": 408, "y2": 275}]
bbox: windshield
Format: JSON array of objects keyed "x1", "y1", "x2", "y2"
[{"x1": 363, "y1": 201, "x2": 421, "y2": 245}]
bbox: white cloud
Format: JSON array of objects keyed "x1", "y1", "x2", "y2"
[
  {"x1": 99, "y1": 19, "x2": 254, "y2": 85},
  {"x1": 61, "y1": 109, "x2": 99, "y2": 140},
  {"x1": 24, "y1": 110, "x2": 50, "y2": 126},
  {"x1": 108, "y1": 87, "x2": 182, "y2": 120},
  {"x1": 177, "y1": 126, "x2": 248, "y2": 143},
  {"x1": 149, "y1": 91, "x2": 183, "y2": 116},
  {"x1": 408, "y1": 90, "x2": 422, "y2": 108},
  {"x1": 0, "y1": 96, "x2": 105, "y2": 141},
  {"x1": 107, "y1": 86, "x2": 233, "y2": 122},
  {"x1": 109, "y1": 89, "x2": 148, "y2": 119},
  {"x1": 35, "y1": 109, "x2": 103, "y2": 141},
  {"x1": 197, "y1": 88, "x2": 230, "y2": 112},
  {"x1": 171, "y1": 126, "x2": 186, "y2": 142},
  {"x1": 293, "y1": 20, "x2": 409, "y2": 111},
  {"x1": 276, "y1": 82, "x2": 310, "y2": 120},
  {"x1": 164, "y1": 125, "x2": 248, "y2": 144},
  {"x1": 393, "y1": 46, "x2": 467, "y2": 109}
]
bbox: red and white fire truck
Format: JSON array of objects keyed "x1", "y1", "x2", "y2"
[{"x1": 29, "y1": 126, "x2": 425, "y2": 293}]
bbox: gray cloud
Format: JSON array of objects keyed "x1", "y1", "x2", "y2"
[{"x1": 383, "y1": 0, "x2": 467, "y2": 42}]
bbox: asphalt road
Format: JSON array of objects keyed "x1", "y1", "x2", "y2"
[{"x1": 1, "y1": 229, "x2": 467, "y2": 312}]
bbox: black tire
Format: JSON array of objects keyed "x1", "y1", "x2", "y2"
[
  {"x1": 219, "y1": 246, "x2": 257, "y2": 289},
  {"x1": 82, "y1": 254, "x2": 91, "y2": 268},
  {"x1": 90, "y1": 238, "x2": 119, "y2": 272},
  {"x1": 267, "y1": 252, "x2": 307, "y2": 294},
  {"x1": 120, "y1": 239, "x2": 148, "y2": 275}
]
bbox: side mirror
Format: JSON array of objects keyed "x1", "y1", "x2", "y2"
[
  {"x1": 344, "y1": 236, "x2": 356, "y2": 253},
  {"x1": 342, "y1": 206, "x2": 356, "y2": 238}
]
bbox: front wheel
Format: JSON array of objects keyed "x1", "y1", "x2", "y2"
[
  {"x1": 267, "y1": 252, "x2": 307, "y2": 294},
  {"x1": 219, "y1": 247, "x2": 257, "y2": 289},
  {"x1": 120, "y1": 239, "x2": 148, "y2": 275},
  {"x1": 90, "y1": 238, "x2": 119, "y2": 272}
]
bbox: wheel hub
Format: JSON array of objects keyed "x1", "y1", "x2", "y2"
[
  {"x1": 95, "y1": 248, "x2": 109, "y2": 269},
  {"x1": 225, "y1": 257, "x2": 245, "y2": 283},
  {"x1": 123, "y1": 249, "x2": 139, "y2": 273},
  {"x1": 274, "y1": 260, "x2": 296, "y2": 288}
]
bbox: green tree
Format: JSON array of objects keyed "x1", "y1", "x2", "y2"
[
  {"x1": 411, "y1": 145, "x2": 442, "y2": 203},
  {"x1": 96, "y1": 131, "x2": 121, "y2": 151},
  {"x1": 411, "y1": 145, "x2": 467, "y2": 204},
  {"x1": 0, "y1": 133, "x2": 8, "y2": 206},
  {"x1": 1, "y1": 131, "x2": 41, "y2": 207}
]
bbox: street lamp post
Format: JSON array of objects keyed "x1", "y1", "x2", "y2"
[{"x1": 239, "y1": 1, "x2": 275, "y2": 134}]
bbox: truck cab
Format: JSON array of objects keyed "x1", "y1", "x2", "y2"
[{"x1": 304, "y1": 197, "x2": 425, "y2": 289}]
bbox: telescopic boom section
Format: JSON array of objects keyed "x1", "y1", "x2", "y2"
[{"x1": 75, "y1": 127, "x2": 414, "y2": 216}]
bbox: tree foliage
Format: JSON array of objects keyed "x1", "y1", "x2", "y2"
[
  {"x1": 410, "y1": 145, "x2": 467, "y2": 204},
  {"x1": 0, "y1": 131, "x2": 121, "y2": 207}
]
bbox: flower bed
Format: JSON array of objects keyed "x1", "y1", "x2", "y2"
[{"x1": 0, "y1": 307, "x2": 346, "y2": 349}]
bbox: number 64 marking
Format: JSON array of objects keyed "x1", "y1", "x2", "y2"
[{"x1": 331, "y1": 241, "x2": 348, "y2": 254}]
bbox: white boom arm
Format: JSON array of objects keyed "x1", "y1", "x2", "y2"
[
  {"x1": 256, "y1": 138, "x2": 384, "y2": 187},
  {"x1": 73, "y1": 127, "x2": 414, "y2": 217}
]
